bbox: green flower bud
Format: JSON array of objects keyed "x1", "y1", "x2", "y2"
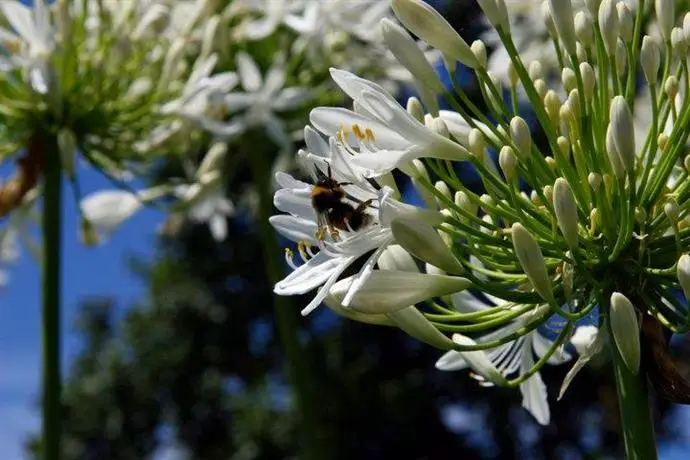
[
  {"x1": 677, "y1": 254, "x2": 690, "y2": 301},
  {"x1": 511, "y1": 223, "x2": 555, "y2": 303},
  {"x1": 392, "y1": 0, "x2": 479, "y2": 68},
  {"x1": 609, "y1": 96, "x2": 635, "y2": 173},
  {"x1": 554, "y1": 178, "x2": 579, "y2": 248},
  {"x1": 641, "y1": 36, "x2": 661, "y2": 85},
  {"x1": 609, "y1": 292, "x2": 640, "y2": 374},
  {"x1": 548, "y1": 0, "x2": 578, "y2": 55},
  {"x1": 598, "y1": 0, "x2": 619, "y2": 55},
  {"x1": 510, "y1": 116, "x2": 532, "y2": 159},
  {"x1": 499, "y1": 146, "x2": 518, "y2": 182}
]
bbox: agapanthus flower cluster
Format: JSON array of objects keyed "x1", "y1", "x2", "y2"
[
  {"x1": 0, "y1": 0, "x2": 235, "y2": 262},
  {"x1": 271, "y1": 0, "x2": 690, "y2": 424}
]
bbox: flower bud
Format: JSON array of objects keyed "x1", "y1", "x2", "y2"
[
  {"x1": 468, "y1": 128, "x2": 486, "y2": 158},
  {"x1": 671, "y1": 27, "x2": 688, "y2": 56},
  {"x1": 545, "y1": 90, "x2": 561, "y2": 122},
  {"x1": 684, "y1": 155, "x2": 690, "y2": 173},
  {"x1": 381, "y1": 18, "x2": 445, "y2": 93},
  {"x1": 574, "y1": 11, "x2": 594, "y2": 48},
  {"x1": 617, "y1": 3, "x2": 633, "y2": 43},
  {"x1": 529, "y1": 61, "x2": 544, "y2": 81},
  {"x1": 658, "y1": 133, "x2": 669, "y2": 152},
  {"x1": 431, "y1": 118, "x2": 450, "y2": 138},
  {"x1": 554, "y1": 178, "x2": 579, "y2": 248},
  {"x1": 609, "y1": 96, "x2": 635, "y2": 173},
  {"x1": 655, "y1": 0, "x2": 675, "y2": 41},
  {"x1": 588, "y1": 172, "x2": 602, "y2": 191},
  {"x1": 388, "y1": 307, "x2": 455, "y2": 349},
  {"x1": 641, "y1": 35, "x2": 661, "y2": 85},
  {"x1": 543, "y1": 185, "x2": 554, "y2": 203},
  {"x1": 580, "y1": 62, "x2": 596, "y2": 99},
  {"x1": 499, "y1": 146, "x2": 518, "y2": 182},
  {"x1": 407, "y1": 96, "x2": 425, "y2": 122},
  {"x1": 455, "y1": 191, "x2": 477, "y2": 220},
  {"x1": 435, "y1": 180, "x2": 452, "y2": 201},
  {"x1": 568, "y1": 89, "x2": 581, "y2": 119},
  {"x1": 542, "y1": 2, "x2": 558, "y2": 39},
  {"x1": 609, "y1": 292, "x2": 640, "y2": 374},
  {"x1": 392, "y1": 0, "x2": 479, "y2": 68},
  {"x1": 549, "y1": 0, "x2": 577, "y2": 55},
  {"x1": 475, "y1": 0, "x2": 510, "y2": 31},
  {"x1": 471, "y1": 40, "x2": 488, "y2": 68},
  {"x1": 391, "y1": 217, "x2": 464, "y2": 274},
  {"x1": 585, "y1": 0, "x2": 601, "y2": 15},
  {"x1": 664, "y1": 198, "x2": 680, "y2": 224},
  {"x1": 684, "y1": 12, "x2": 690, "y2": 41},
  {"x1": 634, "y1": 207, "x2": 647, "y2": 224},
  {"x1": 605, "y1": 125, "x2": 626, "y2": 179},
  {"x1": 507, "y1": 61, "x2": 518, "y2": 87},
  {"x1": 534, "y1": 78, "x2": 548, "y2": 99},
  {"x1": 615, "y1": 39, "x2": 627, "y2": 71},
  {"x1": 665, "y1": 75, "x2": 679, "y2": 99},
  {"x1": 557, "y1": 136, "x2": 571, "y2": 160},
  {"x1": 677, "y1": 254, "x2": 690, "y2": 301},
  {"x1": 511, "y1": 223, "x2": 555, "y2": 302},
  {"x1": 510, "y1": 116, "x2": 532, "y2": 158},
  {"x1": 562, "y1": 67, "x2": 577, "y2": 93},
  {"x1": 598, "y1": 0, "x2": 619, "y2": 55}
]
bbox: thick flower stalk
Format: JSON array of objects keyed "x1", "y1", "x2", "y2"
[{"x1": 270, "y1": 0, "x2": 690, "y2": 454}]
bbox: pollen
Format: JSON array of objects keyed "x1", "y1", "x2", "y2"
[
  {"x1": 364, "y1": 128, "x2": 376, "y2": 142},
  {"x1": 2, "y1": 39, "x2": 21, "y2": 54},
  {"x1": 352, "y1": 123, "x2": 364, "y2": 140}
]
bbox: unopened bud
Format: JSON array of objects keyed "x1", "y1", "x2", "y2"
[
  {"x1": 677, "y1": 254, "x2": 690, "y2": 301},
  {"x1": 655, "y1": 0, "x2": 675, "y2": 41},
  {"x1": 617, "y1": 3, "x2": 633, "y2": 43},
  {"x1": 471, "y1": 40, "x2": 487, "y2": 68},
  {"x1": 562, "y1": 68, "x2": 577, "y2": 93},
  {"x1": 665, "y1": 75, "x2": 679, "y2": 99},
  {"x1": 545, "y1": 90, "x2": 561, "y2": 121},
  {"x1": 567, "y1": 89, "x2": 581, "y2": 119},
  {"x1": 610, "y1": 292, "x2": 640, "y2": 374},
  {"x1": 554, "y1": 178, "x2": 579, "y2": 248},
  {"x1": 431, "y1": 118, "x2": 450, "y2": 138},
  {"x1": 574, "y1": 11, "x2": 594, "y2": 47},
  {"x1": 499, "y1": 146, "x2": 518, "y2": 181},
  {"x1": 407, "y1": 96, "x2": 425, "y2": 122},
  {"x1": 664, "y1": 199, "x2": 680, "y2": 223},
  {"x1": 392, "y1": 0, "x2": 480, "y2": 68},
  {"x1": 606, "y1": 125, "x2": 626, "y2": 179},
  {"x1": 534, "y1": 78, "x2": 548, "y2": 99},
  {"x1": 475, "y1": 0, "x2": 510, "y2": 31},
  {"x1": 512, "y1": 223, "x2": 555, "y2": 302},
  {"x1": 507, "y1": 62, "x2": 518, "y2": 87},
  {"x1": 641, "y1": 36, "x2": 661, "y2": 85},
  {"x1": 672, "y1": 27, "x2": 688, "y2": 56},
  {"x1": 635, "y1": 207, "x2": 647, "y2": 224},
  {"x1": 590, "y1": 208, "x2": 600, "y2": 233},
  {"x1": 557, "y1": 136, "x2": 571, "y2": 160},
  {"x1": 455, "y1": 191, "x2": 477, "y2": 220},
  {"x1": 598, "y1": 0, "x2": 619, "y2": 55},
  {"x1": 588, "y1": 172, "x2": 602, "y2": 191},
  {"x1": 543, "y1": 185, "x2": 554, "y2": 203},
  {"x1": 545, "y1": 156, "x2": 557, "y2": 171},
  {"x1": 549, "y1": 0, "x2": 577, "y2": 55},
  {"x1": 580, "y1": 62, "x2": 596, "y2": 99},
  {"x1": 659, "y1": 133, "x2": 670, "y2": 152},
  {"x1": 468, "y1": 128, "x2": 486, "y2": 157},
  {"x1": 529, "y1": 61, "x2": 544, "y2": 81},
  {"x1": 684, "y1": 155, "x2": 690, "y2": 173},
  {"x1": 391, "y1": 217, "x2": 464, "y2": 274},
  {"x1": 615, "y1": 39, "x2": 627, "y2": 71},
  {"x1": 510, "y1": 117, "x2": 532, "y2": 158},
  {"x1": 609, "y1": 96, "x2": 635, "y2": 173}
]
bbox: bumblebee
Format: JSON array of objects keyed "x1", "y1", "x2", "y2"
[{"x1": 311, "y1": 165, "x2": 373, "y2": 240}]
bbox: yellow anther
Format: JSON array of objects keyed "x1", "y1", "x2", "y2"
[
  {"x1": 365, "y1": 128, "x2": 376, "y2": 142},
  {"x1": 285, "y1": 247, "x2": 294, "y2": 258},
  {"x1": 352, "y1": 123, "x2": 364, "y2": 139},
  {"x1": 2, "y1": 39, "x2": 21, "y2": 54}
]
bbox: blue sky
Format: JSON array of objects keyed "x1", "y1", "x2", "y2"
[{"x1": 0, "y1": 167, "x2": 164, "y2": 459}]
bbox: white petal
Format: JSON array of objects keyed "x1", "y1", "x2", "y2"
[
  {"x1": 273, "y1": 187, "x2": 315, "y2": 220},
  {"x1": 274, "y1": 171, "x2": 311, "y2": 190},
  {"x1": 309, "y1": 107, "x2": 410, "y2": 150},
  {"x1": 0, "y1": 1, "x2": 37, "y2": 44},
  {"x1": 209, "y1": 215, "x2": 227, "y2": 241},
  {"x1": 263, "y1": 62, "x2": 287, "y2": 96},
  {"x1": 532, "y1": 332, "x2": 572, "y2": 364},
  {"x1": 377, "y1": 244, "x2": 418, "y2": 272},
  {"x1": 444, "y1": 334, "x2": 508, "y2": 384},
  {"x1": 274, "y1": 251, "x2": 346, "y2": 296},
  {"x1": 273, "y1": 87, "x2": 311, "y2": 111},
  {"x1": 570, "y1": 325, "x2": 600, "y2": 355},
  {"x1": 269, "y1": 215, "x2": 318, "y2": 244},
  {"x1": 451, "y1": 291, "x2": 493, "y2": 312},
  {"x1": 80, "y1": 190, "x2": 143, "y2": 235},
  {"x1": 390, "y1": 216, "x2": 463, "y2": 274},
  {"x1": 221, "y1": 92, "x2": 256, "y2": 111},
  {"x1": 520, "y1": 341, "x2": 550, "y2": 425},
  {"x1": 241, "y1": 17, "x2": 279, "y2": 40},
  {"x1": 304, "y1": 126, "x2": 330, "y2": 157},
  {"x1": 236, "y1": 52, "x2": 263, "y2": 92},
  {"x1": 330, "y1": 271, "x2": 472, "y2": 313}
]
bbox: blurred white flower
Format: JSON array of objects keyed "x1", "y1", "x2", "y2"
[{"x1": 208, "y1": 52, "x2": 311, "y2": 150}]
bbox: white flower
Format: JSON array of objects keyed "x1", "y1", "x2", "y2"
[
  {"x1": 0, "y1": 0, "x2": 54, "y2": 93},
  {"x1": 309, "y1": 68, "x2": 469, "y2": 177},
  {"x1": 270, "y1": 127, "x2": 415, "y2": 315},
  {"x1": 436, "y1": 291, "x2": 572, "y2": 425},
  {"x1": 174, "y1": 172, "x2": 235, "y2": 242},
  {"x1": 208, "y1": 52, "x2": 311, "y2": 149},
  {"x1": 80, "y1": 190, "x2": 145, "y2": 243},
  {"x1": 235, "y1": 0, "x2": 307, "y2": 40}
]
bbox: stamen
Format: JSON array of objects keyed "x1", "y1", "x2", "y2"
[
  {"x1": 297, "y1": 241, "x2": 311, "y2": 262},
  {"x1": 365, "y1": 128, "x2": 376, "y2": 142},
  {"x1": 284, "y1": 248, "x2": 299, "y2": 270},
  {"x1": 352, "y1": 123, "x2": 364, "y2": 140}
]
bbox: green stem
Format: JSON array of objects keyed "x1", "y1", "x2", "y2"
[
  {"x1": 247, "y1": 134, "x2": 332, "y2": 460},
  {"x1": 609, "y1": 326, "x2": 658, "y2": 459},
  {"x1": 41, "y1": 133, "x2": 62, "y2": 460}
]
